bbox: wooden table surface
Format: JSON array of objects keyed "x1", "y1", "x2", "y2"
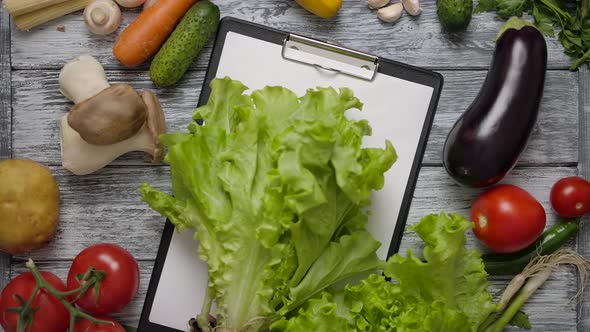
[{"x1": 1, "y1": 1, "x2": 590, "y2": 331}]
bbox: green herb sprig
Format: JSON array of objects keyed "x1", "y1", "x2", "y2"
[{"x1": 477, "y1": 0, "x2": 590, "y2": 70}]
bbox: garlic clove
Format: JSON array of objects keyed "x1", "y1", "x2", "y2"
[
  {"x1": 59, "y1": 55, "x2": 110, "y2": 104},
  {"x1": 68, "y1": 84, "x2": 148, "y2": 146},
  {"x1": 402, "y1": 0, "x2": 422, "y2": 16},
  {"x1": 378, "y1": 3, "x2": 403, "y2": 23},
  {"x1": 368, "y1": 0, "x2": 390, "y2": 9},
  {"x1": 84, "y1": 0, "x2": 121, "y2": 36}
]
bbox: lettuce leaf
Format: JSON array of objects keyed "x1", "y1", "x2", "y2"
[
  {"x1": 139, "y1": 77, "x2": 396, "y2": 331},
  {"x1": 270, "y1": 293, "x2": 354, "y2": 332},
  {"x1": 271, "y1": 213, "x2": 498, "y2": 332}
]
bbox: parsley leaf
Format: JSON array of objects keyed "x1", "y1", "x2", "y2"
[
  {"x1": 497, "y1": 0, "x2": 530, "y2": 17},
  {"x1": 532, "y1": 5, "x2": 556, "y2": 37},
  {"x1": 509, "y1": 310, "x2": 532, "y2": 329},
  {"x1": 475, "y1": 0, "x2": 498, "y2": 13}
]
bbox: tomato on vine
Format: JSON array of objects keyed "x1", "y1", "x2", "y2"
[
  {"x1": 67, "y1": 243, "x2": 139, "y2": 314},
  {"x1": 0, "y1": 271, "x2": 70, "y2": 332}
]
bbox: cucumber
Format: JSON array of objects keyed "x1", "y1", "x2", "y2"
[
  {"x1": 150, "y1": 1, "x2": 220, "y2": 87},
  {"x1": 482, "y1": 219, "x2": 579, "y2": 275},
  {"x1": 437, "y1": 0, "x2": 473, "y2": 31}
]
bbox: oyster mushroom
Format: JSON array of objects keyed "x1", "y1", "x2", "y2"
[
  {"x1": 58, "y1": 55, "x2": 167, "y2": 175},
  {"x1": 142, "y1": 89, "x2": 166, "y2": 162},
  {"x1": 67, "y1": 84, "x2": 148, "y2": 145},
  {"x1": 60, "y1": 91, "x2": 165, "y2": 175},
  {"x1": 59, "y1": 54, "x2": 110, "y2": 104}
]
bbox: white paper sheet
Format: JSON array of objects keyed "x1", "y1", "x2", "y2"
[{"x1": 149, "y1": 31, "x2": 435, "y2": 330}]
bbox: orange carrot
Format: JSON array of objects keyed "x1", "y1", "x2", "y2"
[{"x1": 113, "y1": 0, "x2": 196, "y2": 67}]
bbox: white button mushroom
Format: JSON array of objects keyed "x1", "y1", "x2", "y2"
[
  {"x1": 378, "y1": 3, "x2": 403, "y2": 23},
  {"x1": 115, "y1": 0, "x2": 147, "y2": 8},
  {"x1": 84, "y1": 0, "x2": 122, "y2": 36}
]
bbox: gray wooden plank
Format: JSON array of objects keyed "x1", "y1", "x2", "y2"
[
  {"x1": 0, "y1": 10, "x2": 11, "y2": 158},
  {"x1": 10, "y1": 69, "x2": 578, "y2": 166},
  {"x1": 0, "y1": 8, "x2": 11, "y2": 292},
  {"x1": 0, "y1": 252, "x2": 8, "y2": 304},
  {"x1": 10, "y1": 1, "x2": 573, "y2": 70},
  {"x1": 576, "y1": 66, "x2": 590, "y2": 330},
  {"x1": 12, "y1": 165, "x2": 575, "y2": 262}
]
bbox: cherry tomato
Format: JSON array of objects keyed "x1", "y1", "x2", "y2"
[
  {"x1": 0, "y1": 272, "x2": 69, "y2": 332},
  {"x1": 67, "y1": 243, "x2": 139, "y2": 314},
  {"x1": 471, "y1": 184, "x2": 546, "y2": 253},
  {"x1": 73, "y1": 316, "x2": 125, "y2": 332},
  {"x1": 550, "y1": 176, "x2": 590, "y2": 218}
]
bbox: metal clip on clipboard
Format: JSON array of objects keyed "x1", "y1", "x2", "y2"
[{"x1": 282, "y1": 34, "x2": 379, "y2": 81}]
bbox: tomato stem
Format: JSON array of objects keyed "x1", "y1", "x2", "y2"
[
  {"x1": 14, "y1": 284, "x2": 40, "y2": 332},
  {"x1": 69, "y1": 272, "x2": 104, "y2": 304},
  {"x1": 14, "y1": 259, "x2": 114, "y2": 332}
]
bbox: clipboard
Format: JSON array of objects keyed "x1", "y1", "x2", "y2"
[{"x1": 138, "y1": 17, "x2": 443, "y2": 332}]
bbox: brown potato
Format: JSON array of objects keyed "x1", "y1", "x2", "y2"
[{"x1": 0, "y1": 159, "x2": 60, "y2": 254}]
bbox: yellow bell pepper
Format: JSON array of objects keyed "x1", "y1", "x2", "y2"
[{"x1": 295, "y1": 0, "x2": 342, "y2": 18}]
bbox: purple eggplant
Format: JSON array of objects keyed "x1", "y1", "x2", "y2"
[{"x1": 443, "y1": 20, "x2": 547, "y2": 188}]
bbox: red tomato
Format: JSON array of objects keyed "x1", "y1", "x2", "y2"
[
  {"x1": 0, "y1": 272, "x2": 69, "y2": 332},
  {"x1": 471, "y1": 184, "x2": 546, "y2": 253},
  {"x1": 67, "y1": 244, "x2": 139, "y2": 314},
  {"x1": 550, "y1": 176, "x2": 590, "y2": 218},
  {"x1": 73, "y1": 316, "x2": 125, "y2": 332}
]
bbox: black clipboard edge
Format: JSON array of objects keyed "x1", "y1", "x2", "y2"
[
  {"x1": 138, "y1": 221, "x2": 176, "y2": 332},
  {"x1": 387, "y1": 64, "x2": 443, "y2": 257},
  {"x1": 138, "y1": 16, "x2": 443, "y2": 332}
]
